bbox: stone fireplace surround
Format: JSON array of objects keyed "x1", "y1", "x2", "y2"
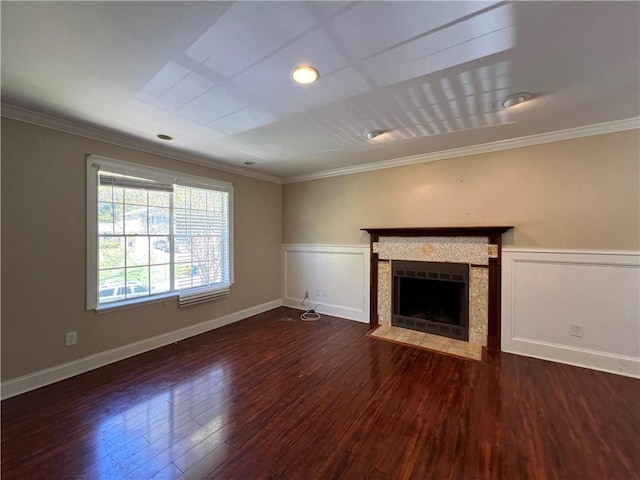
[{"x1": 362, "y1": 227, "x2": 513, "y2": 355}]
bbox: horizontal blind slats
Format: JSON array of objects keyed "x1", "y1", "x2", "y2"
[
  {"x1": 99, "y1": 173, "x2": 174, "y2": 192},
  {"x1": 178, "y1": 285, "x2": 230, "y2": 307}
]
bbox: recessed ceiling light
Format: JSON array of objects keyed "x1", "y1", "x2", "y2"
[
  {"x1": 499, "y1": 92, "x2": 531, "y2": 109},
  {"x1": 244, "y1": 161, "x2": 256, "y2": 165},
  {"x1": 365, "y1": 130, "x2": 384, "y2": 140},
  {"x1": 291, "y1": 65, "x2": 319, "y2": 84},
  {"x1": 157, "y1": 134, "x2": 174, "y2": 141}
]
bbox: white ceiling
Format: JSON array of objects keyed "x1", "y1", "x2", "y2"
[{"x1": 2, "y1": 1, "x2": 639, "y2": 181}]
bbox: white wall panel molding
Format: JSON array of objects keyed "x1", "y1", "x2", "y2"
[
  {"x1": 0, "y1": 299, "x2": 282, "y2": 400},
  {"x1": 282, "y1": 244, "x2": 370, "y2": 323},
  {"x1": 502, "y1": 249, "x2": 640, "y2": 378}
]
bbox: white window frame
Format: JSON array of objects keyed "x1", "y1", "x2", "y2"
[{"x1": 86, "y1": 154, "x2": 234, "y2": 311}]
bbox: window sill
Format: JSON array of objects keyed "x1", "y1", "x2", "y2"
[{"x1": 94, "y1": 292, "x2": 178, "y2": 314}]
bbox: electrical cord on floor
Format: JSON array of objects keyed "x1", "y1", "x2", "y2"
[
  {"x1": 300, "y1": 294, "x2": 321, "y2": 321},
  {"x1": 301, "y1": 307, "x2": 321, "y2": 321}
]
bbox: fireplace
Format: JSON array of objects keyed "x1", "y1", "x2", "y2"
[
  {"x1": 362, "y1": 226, "x2": 513, "y2": 352},
  {"x1": 392, "y1": 260, "x2": 469, "y2": 341}
]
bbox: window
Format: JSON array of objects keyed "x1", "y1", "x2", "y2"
[{"x1": 87, "y1": 155, "x2": 233, "y2": 310}]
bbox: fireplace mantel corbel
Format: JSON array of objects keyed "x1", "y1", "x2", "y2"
[{"x1": 362, "y1": 226, "x2": 513, "y2": 351}]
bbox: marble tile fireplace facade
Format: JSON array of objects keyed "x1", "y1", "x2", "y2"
[{"x1": 363, "y1": 227, "x2": 513, "y2": 353}]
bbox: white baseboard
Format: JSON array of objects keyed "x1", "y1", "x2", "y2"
[
  {"x1": 502, "y1": 338, "x2": 640, "y2": 378},
  {"x1": 283, "y1": 298, "x2": 368, "y2": 323},
  {"x1": 1, "y1": 299, "x2": 282, "y2": 400},
  {"x1": 502, "y1": 249, "x2": 640, "y2": 378}
]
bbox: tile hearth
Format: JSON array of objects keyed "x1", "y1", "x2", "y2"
[{"x1": 368, "y1": 324, "x2": 483, "y2": 361}]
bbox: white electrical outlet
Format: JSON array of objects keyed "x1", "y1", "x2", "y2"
[
  {"x1": 65, "y1": 331, "x2": 78, "y2": 346},
  {"x1": 570, "y1": 323, "x2": 584, "y2": 337},
  {"x1": 322, "y1": 288, "x2": 328, "y2": 298}
]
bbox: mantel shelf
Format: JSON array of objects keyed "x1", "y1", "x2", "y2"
[{"x1": 361, "y1": 226, "x2": 513, "y2": 237}]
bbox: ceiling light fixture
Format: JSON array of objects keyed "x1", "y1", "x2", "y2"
[
  {"x1": 157, "y1": 134, "x2": 174, "y2": 141},
  {"x1": 291, "y1": 65, "x2": 319, "y2": 84},
  {"x1": 365, "y1": 130, "x2": 384, "y2": 140},
  {"x1": 499, "y1": 92, "x2": 531, "y2": 109}
]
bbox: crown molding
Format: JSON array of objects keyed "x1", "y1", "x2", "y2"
[
  {"x1": 283, "y1": 117, "x2": 640, "y2": 184},
  {"x1": 0, "y1": 103, "x2": 283, "y2": 185},
  {"x1": 3, "y1": 103, "x2": 637, "y2": 187}
]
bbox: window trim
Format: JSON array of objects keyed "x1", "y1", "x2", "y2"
[{"x1": 86, "y1": 154, "x2": 234, "y2": 311}]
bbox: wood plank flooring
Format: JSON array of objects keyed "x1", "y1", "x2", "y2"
[{"x1": 2, "y1": 307, "x2": 639, "y2": 479}]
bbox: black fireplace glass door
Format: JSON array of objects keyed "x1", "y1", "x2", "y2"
[{"x1": 396, "y1": 277, "x2": 462, "y2": 325}]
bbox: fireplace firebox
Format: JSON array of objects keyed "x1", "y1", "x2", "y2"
[{"x1": 392, "y1": 260, "x2": 469, "y2": 341}]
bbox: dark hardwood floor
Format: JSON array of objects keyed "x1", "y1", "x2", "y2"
[{"x1": 2, "y1": 307, "x2": 639, "y2": 479}]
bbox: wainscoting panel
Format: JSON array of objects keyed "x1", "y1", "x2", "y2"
[
  {"x1": 282, "y1": 244, "x2": 370, "y2": 323},
  {"x1": 502, "y1": 249, "x2": 640, "y2": 377}
]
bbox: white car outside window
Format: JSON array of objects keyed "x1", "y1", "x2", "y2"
[{"x1": 99, "y1": 283, "x2": 150, "y2": 304}]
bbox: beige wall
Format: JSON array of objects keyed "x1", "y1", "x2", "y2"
[
  {"x1": 1, "y1": 118, "x2": 282, "y2": 381},
  {"x1": 284, "y1": 130, "x2": 640, "y2": 250},
  {"x1": 2, "y1": 118, "x2": 638, "y2": 382}
]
